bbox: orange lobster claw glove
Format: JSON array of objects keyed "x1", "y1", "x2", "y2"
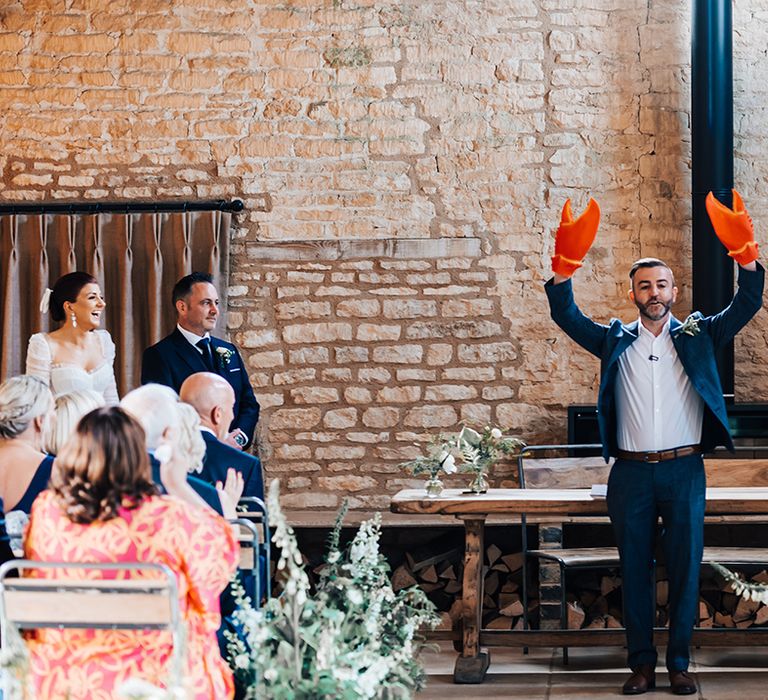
[
  {"x1": 705, "y1": 189, "x2": 759, "y2": 265},
  {"x1": 551, "y1": 198, "x2": 601, "y2": 278}
]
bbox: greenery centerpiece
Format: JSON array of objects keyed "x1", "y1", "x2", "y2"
[
  {"x1": 456, "y1": 425, "x2": 526, "y2": 494},
  {"x1": 225, "y1": 480, "x2": 439, "y2": 699},
  {"x1": 398, "y1": 434, "x2": 457, "y2": 497}
]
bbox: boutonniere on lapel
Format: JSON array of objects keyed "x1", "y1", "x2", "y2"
[
  {"x1": 215, "y1": 346, "x2": 234, "y2": 367},
  {"x1": 674, "y1": 314, "x2": 702, "y2": 338}
]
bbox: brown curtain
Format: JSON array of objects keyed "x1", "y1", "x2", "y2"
[{"x1": 0, "y1": 210, "x2": 231, "y2": 396}]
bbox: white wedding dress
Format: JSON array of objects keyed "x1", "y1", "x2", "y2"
[{"x1": 25, "y1": 330, "x2": 119, "y2": 405}]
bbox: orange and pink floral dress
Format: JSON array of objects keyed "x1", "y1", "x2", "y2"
[{"x1": 24, "y1": 490, "x2": 238, "y2": 700}]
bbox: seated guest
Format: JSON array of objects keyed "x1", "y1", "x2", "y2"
[
  {"x1": 141, "y1": 272, "x2": 260, "y2": 449},
  {"x1": 24, "y1": 406, "x2": 238, "y2": 699},
  {"x1": 180, "y1": 372, "x2": 264, "y2": 499},
  {"x1": 120, "y1": 384, "x2": 239, "y2": 519},
  {"x1": 45, "y1": 389, "x2": 105, "y2": 455},
  {"x1": 26, "y1": 271, "x2": 119, "y2": 404},
  {"x1": 0, "y1": 376, "x2": 54, "y2": 513},
  {"x1": 177, "y1": 401, "x2": 244, "y2": 500}
]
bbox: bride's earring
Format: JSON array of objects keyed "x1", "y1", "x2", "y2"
[{"x1": 70, "y1": 312, "x2": 77, "y2": 328}]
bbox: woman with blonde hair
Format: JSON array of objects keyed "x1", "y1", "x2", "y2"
[
  {"x1": 0, "y1": 375, "x2": 54, "y2": 513},
  {"x1": 26, "y1": 271, "x2": 119, "y2": 404},
  {"x1": 46, "y1": 389, "x2": 105, "y2": 455},
  {"x1": 24, "y1": 406, "x2": 238, "y2": 699}
]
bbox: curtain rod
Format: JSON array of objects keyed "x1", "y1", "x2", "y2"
[{"x1": 0, "y1": 199, "x2": 244, "y2": 215}]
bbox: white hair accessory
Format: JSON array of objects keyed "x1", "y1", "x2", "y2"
[{"x1": 39, "y1": 288, "x2": 52, "y2": 314}]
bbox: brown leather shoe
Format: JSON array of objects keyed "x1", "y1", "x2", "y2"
[
  {"x1": 669, "y1": 670, "x2": 697, "y2": 695},
  {"x1": 622, "y1": 664, "x2": 656, "y2": 695}
]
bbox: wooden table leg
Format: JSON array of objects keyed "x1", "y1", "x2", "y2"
[{"x1": 453, "y1": 516, "x2": 490, "y2": 684}]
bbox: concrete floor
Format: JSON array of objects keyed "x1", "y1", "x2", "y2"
[{"x1": 419, "y1": 643, "x2": 768, "y2": 699}]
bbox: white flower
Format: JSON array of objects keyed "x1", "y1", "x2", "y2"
[
  {"x1": 441, "y1": 453, "x2": 457, "y2": 474},
  {"x1": 264, "y1": 668, "x2": 278, "y2": 682},
  {"x1": 234, "y1": 653, "x2": 250, "y2": 670},
  {"x1": 118, "y1": 679, "x2": 166, "y2": 700},
  {"x1": 348, "y1": 587, "x2": 363, "y2": 605},
  {"x1": 491, "y1": 427, "x2": 503, "y2": 439}
]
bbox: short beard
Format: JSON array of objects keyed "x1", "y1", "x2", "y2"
[{"x1": 636, "y1": 299, "x2": 672, "y2": 322}]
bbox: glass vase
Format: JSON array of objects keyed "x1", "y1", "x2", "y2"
[
  {"x1": 424, "y1": 476, "x2": 444, "y2": 498},
  {"x1": 468, "y1": 471, "x2": 489, "y2": 494}
]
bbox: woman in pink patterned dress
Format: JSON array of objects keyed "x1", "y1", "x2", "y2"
[{"x1": 24, "y1": 406, "x2": 238, "y2": 700}]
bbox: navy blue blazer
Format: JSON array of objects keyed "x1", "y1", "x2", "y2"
[
  {"x1": 200, "y1": 430, "x2": 264, "y2": 500},
  {"x1": 546, "y1": 264, "x2": 764, "y2": 462},
  {"x1": 149, "y1": 454, "x2": 223, "y2": 515},
  {"x1": 141, "y1": 328, "x2": 260, "y2": 446}
]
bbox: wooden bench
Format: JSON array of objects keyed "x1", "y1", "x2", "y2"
[{"x1": 520, "y1": 448, "x2": 768, "y2": 661}]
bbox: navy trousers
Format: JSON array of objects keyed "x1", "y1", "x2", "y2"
[{"x1": 606, "y1": 454, "x2": 705, "y2": 672}]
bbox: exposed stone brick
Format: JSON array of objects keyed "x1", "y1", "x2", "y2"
[
  {"x1": 290, "y1": 387, "x2": 340, "y2": 404},
  {"x1": 287, "y1": 347, "x2": 330, "y2": 364},
  {"x1": 269, "y1": 408, "x2": 322, "y2": 430},
  {"x1": 371, "y1": 344, "x2": 423, "y2": 364},
  {"x1": 424, "y1": 385, "x2": 478, "y2": 401},
  {"x1": 283, "y1": 322, "x2": 352, "y2": 345},
  {"x1": 323, "y1": 408, "x2": 358, "y2": 429},
  {"x1": 344, "y1": 387, "x2": 373, "y2": 404},
  {"x1": 376, "y1": 386, "x2": 422, "y2": 403},
  {"x1": 336, "y1": 299, "x2": 381, "y2": 317},
  {"x1": 315, "y1": 445, "x2": 366, "y2": 460},
  {"x1": 403, "y1": 406, "x2": 458, "y2": 428},
  {"x1": 356, "y1": 323, "x2": 401, "y2": 341},
  {"x1": 362, "y1": 407, "x2": 400, "y2": 428},
  {"x1": 382, "y1": 300, "x2": 438, "y2": 319},
  {"x1": 275, "y1": 301, "x2": 331, "y2": 320}
]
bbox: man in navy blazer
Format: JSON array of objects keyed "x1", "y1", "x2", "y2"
[
  {"x1": 141, "y1": 272, "x2": 260, "y2": 449},
  {"x1": 180, "y1": 372, "x2": 264, "y2": 500},
  {"x1": 545, "y1": 192, "x2": 763, "y2": 696}
]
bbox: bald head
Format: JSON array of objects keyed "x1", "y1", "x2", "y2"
[{"x1": 179, "y1": 372, "x2": 235, "y2": 440}]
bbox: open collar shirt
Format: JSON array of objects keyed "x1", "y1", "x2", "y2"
[{"x1": 614, "y1": 317, "x2": 704, "y2": 452}]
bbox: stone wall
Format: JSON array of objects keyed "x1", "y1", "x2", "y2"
[{"x1": 2, "y1": 1, "x2": 767, "y2": 509}]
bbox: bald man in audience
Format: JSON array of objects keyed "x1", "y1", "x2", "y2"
[
  {"x1": 121, "y1": 384, "x2": 240, "y2": 518},
  {"x1": 180, "y1": 372, "x2": 264, "y2": 500}
]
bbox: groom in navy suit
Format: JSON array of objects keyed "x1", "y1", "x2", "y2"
[
  {"x1": 545, "y1": 192, "x2": 763, "y2": 695},
  {"x1": 141, "y1": 272, "x2": 260, "y2": 449}
]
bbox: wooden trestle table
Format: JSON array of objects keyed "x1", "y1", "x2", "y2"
[{"x1": 390, "y1": 487, "x2": 768, "y2": 684}]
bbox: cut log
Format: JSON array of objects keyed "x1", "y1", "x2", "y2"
[
  {"x1": 448, "y1": 599, "x2": 463, "y2": 623},
  {"x1": 445, "y1": 580, "x2": 462, "y2": 594},
  {"x1": 605, "y1": 614, "x2": 622, "y2": 629},
  {"x1": 567, "y1": 601, "x2": 585, "y2": 630},
  {"x1": 656, "y1": 580, "x2": 669, "y2": 607},
  {"x1": 486, "y1": 615, "x2": 514, "y2": 630},
  {"x1": 498, "y1": 592, "x2": 520, "y2": 609},
  {"x1": 699, "y1": 600, "x2": 712, "y2": 621},
  {"x1": 438, "y1": 563, "x2": 456, "y2": 580},
  {"x1": 755, "y1": 605, "x2": 768, "y2": 626},
  {"x1": 754, "y1": 570, "x2": 768, "y2": 584},
  {"x1": 485, "y1": 571, "x2": 500, "y2": 597},
  {"x1": 392, "y1": 565, "x2": 417, "y2": 592},
  {"x1": 483, "y1": 593, "x2": 497, "y2": 609},
  {"x1": 584, "y1": 616, "x2": 606, "y2": 629},
  {"x1": 492, "y1": 563, "x2": 509, "y2": 572},
  {"x1": 699, "y1": 616, "x2": 713, "y2": 628},
  {"x1": 734, "y1": 596, "x2": 760, "y2": 623},
  {"x1": 501, "y1": 580, "x2": 519, "y2": 593},
  {"x1": 499, "y1": 599, "x2": 524, "y2": 618},
  {"x1": 419, "y1": 582, "x2": 442, "y2": 593},
  {"x1": 600, "y1": 576, "x2": 620, "y2": 596},
  {"x1": 486, "y1": 543, "x2": 502, "y2": 566},
  {"x1": 714, "y1": 612, "x2": 735, "y2": 628},
  {"x1": 420, "y1": 565, "x2": 439, "y2": 584},
  {"x1": 501, "y1": 552, "x2": 524, "y2": 573}
]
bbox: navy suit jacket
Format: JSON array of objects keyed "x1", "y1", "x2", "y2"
[
  {"x1": 546, "y1": 264, "x2": 764, "y2": 462},
  {"x1": 149, "y1": 454, "x2": 223, "y2": 515},
  {"x1": 200, "y1": 430, "x2": 264, "y2": 500},
  {"x1": 141, "y1": 328, "x2": 260, "y2": 446}
]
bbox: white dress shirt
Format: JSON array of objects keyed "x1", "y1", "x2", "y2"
[
  {"x1": 614, "y1": 318, "x2": 704, "y2": 451},
  {"x1": 177, "y1": 324, "x2": 210, "y2": 353}
]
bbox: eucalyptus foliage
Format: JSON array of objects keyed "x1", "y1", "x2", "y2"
[{"x1": 226, "y1": 480, "x2": 439, "y2": 699}]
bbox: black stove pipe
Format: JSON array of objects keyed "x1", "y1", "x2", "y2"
[{"x1": 691, "y1": 0, "x2": 734, "y2": 397}]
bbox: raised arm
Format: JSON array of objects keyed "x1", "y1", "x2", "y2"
[{"x1": 551, "y1": 197, "x2": 601, "y2": 284}]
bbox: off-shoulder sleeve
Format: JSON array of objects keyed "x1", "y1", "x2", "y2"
[
  {"x1": 97, "y1": 331, "x2": 120, "y2": 405},
  {"x1": 25, "y1": 334, "x2": 52, "y2": 387}
]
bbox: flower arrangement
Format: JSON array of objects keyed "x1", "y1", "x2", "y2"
[
  {"x1": 399, "y1": 426, "x2": 525, "y2": 495},
  {"x1": 456, "y1": 426, "x2": 526, "y2": 493},
  {"x1": 398, "y1": 434, "x2": 457, "y2": 497},
  {"x1": 225, "y1": 479, "x2": 439, "y2": 699}
]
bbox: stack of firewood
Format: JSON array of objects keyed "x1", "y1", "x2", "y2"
[
  {"x1": 390, "y1": 541, "x2": 534, "y2": 631},
  {"x1": 563, "y1": 567, "x2": 768, "y2": 630}
]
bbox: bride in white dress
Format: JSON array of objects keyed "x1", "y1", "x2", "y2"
[{"x1": 26, "y1": 272, "x2": 119, "y2": 404}]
